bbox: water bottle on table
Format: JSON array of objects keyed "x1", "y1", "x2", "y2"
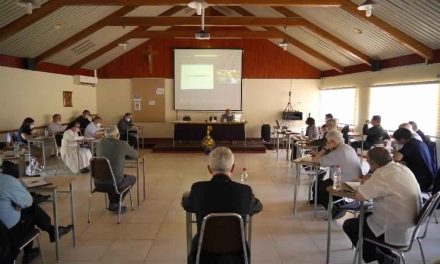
[
  {"x1": 240, "y1": 168, "x2": 248, "y2": 183},
  {"x1": 333, "y1": 165, "x2": 342, "y2": 190},
  {"x1": 44, "y1": 128, "x2": 49, "y2": 137}
]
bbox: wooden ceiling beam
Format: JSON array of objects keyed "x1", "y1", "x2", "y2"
[
  {"x1": 339, "y1": 0, "x2": 433, "y2": 60},
  {"x1": 35, "y1": 6, "x2": 137, "y2": 63},
  {"x1": 271, "y1": 6, "x2": 372, "y2": 66},
  {"x1": 61, "y1": 0, "x2": 342, "y2": 6},
  {"x1": 70, "y1": 6, "x2": 185, "y2": 69},
  {"x1": 0, "y1": 1, "x2": 62, "y2": 42},
  {"x1": 130, "y1": 29, "x2": 281, "y2": 38},
  {"x1": 228, "y1": 6, "x2": 344, "y2": 72},
  {"x1": 108, "y1": 16, "x2": 307, "y2": 27}
]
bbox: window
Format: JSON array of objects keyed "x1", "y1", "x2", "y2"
[
  {"x1": 319, "y1": 88, "x2": 356, "y2": 125},
  {"x1": 369, "y1": 82, "x2": 439, "y2": 136}
]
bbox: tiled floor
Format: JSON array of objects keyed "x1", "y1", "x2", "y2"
[{"x1": 19, "y1": 149, "x2": 440, "y2": 263}]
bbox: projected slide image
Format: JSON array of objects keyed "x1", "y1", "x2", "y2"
[
  {"x1": 181, "y1": 64, "x2": 214, "y2": 90},
  {"x1": 216, "y1": 69, "x2": 240, "y2": 84}
]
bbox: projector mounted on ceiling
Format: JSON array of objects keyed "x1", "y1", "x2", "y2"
[
  {"x1": 16, "y1": 0, "x2": 41, "y2": 14},
  {"x1": 278, "y1": 40, "x2": 288, "y2": 51},
  {"x1": 195, "y1": 31, "x2": 210, "y2": 40}
]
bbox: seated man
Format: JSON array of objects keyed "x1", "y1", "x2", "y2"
[
  {"x1": 312, "y1": 130, "x2": 362, "y2": 218},
  {"x1": 343, "y1": 147, "x2": 421, "y2": 264},
  {"x1": 17, "y1": 117, "x2": 44, "y2": 175},
  {"x1": 182, "y1": 147, "x2": 262, "y2": 264},
  {"x1": 352, "y1": 115, "x2": 386, "y2": 150},
  {"x1": 117, "y1": 113, "x2": 137, "y2": 148},
  {"x1": 75, "y1": 110, "x2": 92, "y2": 134},
  {"x1": 392, "y1": 128, "x2": 434, "y2": 192},
  {"x1": 47, "y1": 114, "x2": 66, "y2": 136},
  {"x1": 96, "y1": 126, "x2": 137, "y2": 213},
  {"x1": 84, "y1": 116, "x2": 104, "y2": 138},
  {"x1": 409, "y1": 121, "x2": 429, "y2": 143},
  {"x1": 220, "y1": 109, "x2": 234, "y2": 122},
  {"x1": 0, "y1": 173, "x2": 72, "y2": 264}
]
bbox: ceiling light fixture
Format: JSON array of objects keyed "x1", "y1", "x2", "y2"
[
  {"x1": 188, "y1": 0, "x2": 208, "y2": 16},
  {"x1": 357, "y1": 0, "x2": 378, "y2": 17},
  {"x1": 16, "y1": 0, "x2": 41, "y2": 15},
  {"x1": 278, "y1": 26, "x2": 288, "y2": 51}
]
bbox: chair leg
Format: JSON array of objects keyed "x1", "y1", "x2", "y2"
[
  {"x1": 118, "y1": 195, "x2": 123, "y2": 224},
  {"x1": 36, "y1": 235, "x2": 45, "y2": 264},
  {"x1": 434, "y1": 210, "x2": 438, "y2": 224},
  {"x1": 129, "y1": 189, "x2": 134, "y2": 211},
  {"x1": 104, "y1": 194, "x2": 108, "y2": 210},
  {"x1": 54, "y1": 158, "x2": 60, "y2": 175},
  {"x1": 417, "y1": 238, "x2": 426, "y2": 264},
  {"x1": 398, "y1": 252, "x2": 406, "y2": 264},
  {"x1": 88, "y1": 194, "x2": 92, "y2": 223}
]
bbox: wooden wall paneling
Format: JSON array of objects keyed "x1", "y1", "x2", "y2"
[
  {"x1": 131, "y1": 78, "x2": 166, "y2": 122},
  {"x1": 98, "y1": 38, "x2": 321, "y2": 79}
]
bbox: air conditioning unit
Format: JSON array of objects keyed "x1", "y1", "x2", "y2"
[{"x1": 73, "y1": 75, "x2": 98, "y2": 86}]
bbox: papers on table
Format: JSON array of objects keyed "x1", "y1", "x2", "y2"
[
  {"x1": 20, "y1": 177, "x2": 51, "y2": 188},
  {"x1": 342, "y1": 181, "x2": 361, "y2": 193}
]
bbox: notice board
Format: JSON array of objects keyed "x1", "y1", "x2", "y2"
[{"x1": 131, "y1": 78, "x2": 165, "y2": 122}]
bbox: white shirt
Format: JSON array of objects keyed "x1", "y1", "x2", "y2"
[
  {"x1": 357, "y1": 161, "x2": 422, "y2": 246},
  {"x1": 84, "y1": 122, "x2": 100, "y2": 138}
]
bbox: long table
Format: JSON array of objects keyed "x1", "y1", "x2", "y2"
[{"x1": 172, "y1": 121, "x2": 246, "y2": 145}]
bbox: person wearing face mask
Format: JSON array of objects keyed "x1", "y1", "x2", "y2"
[
  {"x1": 61, "y1": 122, "x2": 92, "y2": 174},
  {"x1": 96, "y1": 126, "x2": 138, "y2": 213},
  {"x1": 75, "y1": 110, "x2": 92, "y2": 134},
  {"x1": 17, "y1": 117, "x2": 44, "y2": 174},
  {"x1": 84, "y1": 116, "x2": 104, "y2": 139},
  {"x1": 117, "y1": 113, "x2": 137, "y2": 148},
  {"x1": 47, "y1": 114, "x2": 66, "y2": 136}
]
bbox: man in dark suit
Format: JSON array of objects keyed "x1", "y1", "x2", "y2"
[{"x1": 182, "y1": 147, "x2": 262, "y2": 264}]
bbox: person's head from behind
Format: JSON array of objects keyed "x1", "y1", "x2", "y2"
[
  {"x1": 104, "y1": 125, "x2": 120, "y2": 140},
  {"x1": 225, "y1": 109, "x2": 232, "y2": 116},
  {"x1": 92, "y1": 116, "x2": 102, "y2": 126},
  {"x1": 305, "y1": 117, "x2": 315, "y2": 126},
  {"x1": 325, "y1": 118, "x2": 338, "y2": 132},
  {"x1": 408, "y1": 121, "x2": 418, "y2": 132},
  {"x1": 22, "y1": 117, "x2": 35, "y2": 129},
  {"x1": 399, "y1": 123, "x2": 415, "y2": 133},
  {"x1": 66, "y1": 122, "x2": 80, "y2": 133},
  {"x1": 82, "y1": 110, "x2": 91, "y2": 118},
  {"x1": 325, "y1": 113, "x2": 333, "y2": 121},
  {"x1": 52, "y1": 114, "x2": 61, "y2": 123},
  {"x1": 208, "y1": 147, "x2": 235, "y2": 176},
  {"x1": 325, "y1": 130, "x2": 343, "y2": 150},
  {"x1": 371, "y1": 115, "x2": 381, "y2": 126},
  {"x1": 124, "y1": 113, "x2": 132, "y2": 122},
  {"x1": 367, "y1": 147, "x2": 392, "y2": 172},
  {"x1": 393, "y1": 128, "x2": 412, "y2": 145}
]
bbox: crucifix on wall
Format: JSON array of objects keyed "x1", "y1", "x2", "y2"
[{"x1": 142, "y1": 45, "x2": 158, "y2": 74}]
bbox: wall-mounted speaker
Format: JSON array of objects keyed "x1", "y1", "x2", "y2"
[
  {"x1": 371, "y1": 60, "x2": 381, "y2": 72},
  {"x1": 25, "y1": 58, "x2": 36, "y2": 70}
]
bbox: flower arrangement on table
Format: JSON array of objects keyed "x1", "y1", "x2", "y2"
[{"x1": 202, "y1": 126, "x2": 216, "y2": 154}]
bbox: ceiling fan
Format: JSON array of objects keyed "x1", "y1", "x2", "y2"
[
  {"x1": 16, "y1": 0, "x2": 42, "y2": 15},
  {"x1": 278, "y1": 26, "x2": 288, "y2": 51},
  {"x1": 188, "y1": 0, "x2": 209, "y2": 16}
]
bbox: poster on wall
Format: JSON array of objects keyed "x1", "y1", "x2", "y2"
[
  {"x1": 63, "y1": 91, "x2": 73, "y2": 107},
  {"x1": 133, "y1": 96, "x2": 142, "y2": 111}
]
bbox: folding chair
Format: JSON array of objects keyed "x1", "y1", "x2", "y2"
[
  {"x1": 360, "y1": 192, "x2": 440, "y2": 264},
  {"x1": 88, "y1": 157, "x2": 134, "y2": 224},
  {"x1": 196, "y1": 213, "x2": 249, "y2": 264}
]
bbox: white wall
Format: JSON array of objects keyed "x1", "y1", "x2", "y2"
[
  {"x1": 96, "y1": 78, "x2": 321, "y2": 138},
  {"x1": 0, "y1": 66, "x2": 97, "y2": 131},
  {"x1": 321, "y1": 63, "x2": 440, "y2": 131}
]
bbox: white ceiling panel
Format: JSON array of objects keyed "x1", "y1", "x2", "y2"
[
  {"x1": 84, "y1": 38, "x2": 148, "y2": 70},
  {"x1": 46, "y1": 26, "x2": 136, "y2": 66},
  {"x1": 0, "y1": 5, "x2": 120, "y2": 58},
  {"x1": 0, "y1": 0, "x2": 50, "y2": 28},
  {"x1": 351, "y1": 0, "x2": 440, "y2": 49},
  {"x1": 125, "y1": 5, "x2": 173, "y2": 17},
  {"x1": 289, "y1": 6, "x2": 413, "y2": 60}
]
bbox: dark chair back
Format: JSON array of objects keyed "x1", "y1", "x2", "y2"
[
  {"x1": 183, "y1": 116, "x2": 191, "y2": 121},
  {"x1": 90, "y1": 157, "x2": 119, "y2": 193},
  {"x1": 341, "y1": 125, "x2": 349, "y2": 144},
  {"x1": 426, "y1": 140, "x2": 438, "y2": 176},
  {"x1": 196, "y1": 213, "x2": 248, "y2": 264},
  {"x1": 54, "y1": 133, "x2": 63, "y2": 147}
]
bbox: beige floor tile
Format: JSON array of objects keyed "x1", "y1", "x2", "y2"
[
  {"x1": 146, "y1": 239, "x2": 187, "y2": 262},
  {"x1": 119, "y1": 223, "x2": 161, "y2": 240},
  {"x1": 101, "y1": 239, "x2": 153, "y2": 262}
]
